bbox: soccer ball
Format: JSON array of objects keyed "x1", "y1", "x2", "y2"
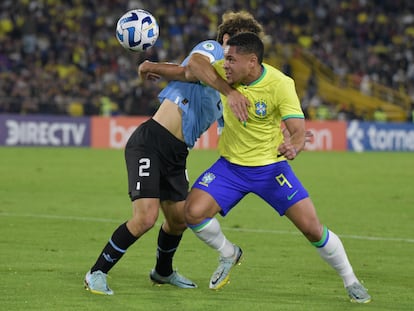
[{"x1": 115, "y1": 9, "x2": 159, "y2": 52}]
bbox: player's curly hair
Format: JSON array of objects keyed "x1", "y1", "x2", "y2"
[{"x1": 216, "y1": 11, "x2": 264, "y2": 45}]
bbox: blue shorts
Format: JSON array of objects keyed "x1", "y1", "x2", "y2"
[{"x1": 192, "y1": 157, "x2": 309, "y2": 216}]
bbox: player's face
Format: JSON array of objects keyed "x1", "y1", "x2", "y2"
[{"x1": 223, "y1": 46, "x2": 255, "y2": 85}]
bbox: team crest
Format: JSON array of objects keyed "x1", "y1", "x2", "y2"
[
  {"x1": 255, "y1": 101, "x2": 267, "y2": 117},
  {"x1": 202, "y1": 42, "x2": 215, "y2": 51},
  {"x1": 199, "y1": 172, "x2": 216, "y2": 187}
]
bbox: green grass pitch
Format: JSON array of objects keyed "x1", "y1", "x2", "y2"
[{"x1": 0, "y1": 147, "x2": 413, "y2": 310}]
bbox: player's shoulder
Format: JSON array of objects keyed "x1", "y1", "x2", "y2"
[
  {"x1": 189, "y1": 40, "x2": 223, "y2": 63},
  {"x1": 263, "y1": 63, "x2": 295, "y2": 84},
  {"x1": 192, "y1": 40, "x2": 222, "y2": 53},
  {"x1": 263, "y1": 63, "x2": 287, "y2": 78}
]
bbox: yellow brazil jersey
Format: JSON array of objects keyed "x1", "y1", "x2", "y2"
[{"x1": 213, "y1": 61, "x2": 304, "y2": 166}]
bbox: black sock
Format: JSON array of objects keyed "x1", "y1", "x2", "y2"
[
  {"x1": 91, "y1": 222, "x2": 138, "y2": 274},
  {"x1": 154, "y1": 226, "x2": 182, "y2": 277}
]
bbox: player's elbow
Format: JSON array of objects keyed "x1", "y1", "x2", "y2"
[
  {"x1": 184, "y1": 65, "x2": 197, "y2": 82},
  {"x1": 184, "y1": 58, "x2": 199, "y2": 82}
]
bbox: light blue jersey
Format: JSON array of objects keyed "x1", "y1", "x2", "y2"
[{"x1": 158, "y1": 40, "x2": 224, "y2": 148}]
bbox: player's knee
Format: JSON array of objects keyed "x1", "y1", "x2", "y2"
[
  {"x1": 130, "y1": 216, "x2": 157, "y2": 235},
  {"x1": 128, "y1": 210, "x2": 158, "y2": 235},
  {"x1": 184, "y1": 201, "x2": 206, "y2": 225},
  {"x1": 300, "y1": 222, "x2": 323, "y2": 242},
  {"x1": 184, "y1": 189, "x2": 218, "y2": 225},
  {"x1": 184, "y1": 202, "x2": 218, "y2": 226},
  {"x1": 184, "y1": 205, "x2": 199, "y2": 225}
]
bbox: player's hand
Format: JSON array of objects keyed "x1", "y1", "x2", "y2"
[
  {"x1": 279, "y1": 128, "x2": 314, "y2": 160},
  {"x1": 144, "y1": 72, "x2": 161, "y2": 81},
  {"x1": 137, "y1": 60, "x2": 161, "y2": 81},
  {"x1": 278, "y1": 142, "x2": 298, "y2": 160},
  {"x1": 227, "y1": 89, "x2": 250, "y2": 122},
  {"x1": 282, "y1": 128, "x2": 314, "y2": 144},
  {"x1": 304, "y1": 130, "x2": 314, "y2": 143}
]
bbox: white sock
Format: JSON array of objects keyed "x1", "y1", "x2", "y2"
[
  {"x1": 315, "y1": 227, "x2": 359, "y2": 287},
  {"x1": 190, "y1": 218, "x2": 235, "y2": 257}
]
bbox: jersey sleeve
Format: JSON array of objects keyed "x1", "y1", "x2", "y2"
[
  {"x1": 212, "y1": 60, "x2": 226, "y2": 79},
  {"x1": 277, "y1": 77, "x2": 304, "y2": 120},
  {"x1": 186, "y1": 40, "x2": 224, "y2": 64}
]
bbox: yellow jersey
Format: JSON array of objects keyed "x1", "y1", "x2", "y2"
[{"x1": 214, "y1": 61, "x2": 304, "y2": 166}]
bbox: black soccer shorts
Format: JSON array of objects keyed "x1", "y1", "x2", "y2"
[{"x1": 124, "y1": 118, "x2": 189, "y2": 202}]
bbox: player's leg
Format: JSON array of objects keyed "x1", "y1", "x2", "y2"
[
  {"x1": 185, "y1": 188, "x2": 242, "y2": 290},
  {"x1": 185, "y1": 158, "x2": 245, "y2": 289},
  {"x1": 260, "y1": 160, "x2": 361, "y2": 288},
  {"x1": 85, "y1": 198, "x2": 160, "y2": 295},
  {"x1": 185, "y1": 188, "x2": 232, "y2": 254},
  {"x1": 85, "y1": 120, "x2": 162, "y2": 295},
  {"x1": 149, "y1": 200, "x2": 197, "y2": 288},
  {"x1": 156, "y1": 200, "x2": 187, "y2": 277},
  {"x1": 285, "y1": 198, "x2": 371, "y2": 303},
  {"x1": 147, "y1": 118, "x2": 196, "y2": 288},
  {"x1": 258, "y1": 160, "x2": 371, "y2": 303}
]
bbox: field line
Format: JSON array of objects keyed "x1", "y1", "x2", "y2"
[
  {"x1": 222, "y1": 226, "x2": 414, "y2": 243},
  {"x1": 1, "y1": 212, "x2": 414, "y2": 243}
]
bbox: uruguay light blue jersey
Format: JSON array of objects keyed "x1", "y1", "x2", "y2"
[{"x1": 158, "y1": 40, "x2": 224, "y2": 148}]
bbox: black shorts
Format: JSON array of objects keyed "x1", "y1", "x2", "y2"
[{"x1": 125, "y1": 118, "x2": 189, "y2": 202}]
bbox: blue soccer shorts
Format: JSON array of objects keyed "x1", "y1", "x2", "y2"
[{"x1": 191, "y1": 157, "x2": 309, "y2": 216}]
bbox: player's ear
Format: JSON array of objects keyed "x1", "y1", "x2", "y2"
[
  {"x1": 249, "y1": 54, "x2": 258, "y2": 67},
  {"x1": 222, "y1": 34, "x2": 231, "y2": 46}
]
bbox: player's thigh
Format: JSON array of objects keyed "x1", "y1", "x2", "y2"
[
  {"x1": 189, "y1": 159, "x2": 246, "y2": 218},
  {"x1": 255, "y1": 161, "x2": 309, "y2": 216},
  {"x1": 125, "y1": 145, "x2": 161, "y2": 200}
]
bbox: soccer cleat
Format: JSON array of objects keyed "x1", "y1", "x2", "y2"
[
  {"x1": 84, "y1": 270, "x2": 114, "y2": 295},
  {"x1": 150, "y1": 269, "x2": 197, "y2": 288},
  {"x1": 346, "y1": 282, "x2": 371, "y2": 303},
  {"x1": 209, "y1": 245, "x2": 243, "y2": 290}
]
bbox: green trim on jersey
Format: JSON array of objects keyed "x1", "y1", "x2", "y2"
[
  {"x1": 242, "y1": 65, "x2": 267, "y2": 86},
  {"x1": 282, "y1": 114, "x2": 305, "y2": 120}
]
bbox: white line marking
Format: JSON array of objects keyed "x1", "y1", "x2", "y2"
[
  {"x1": 1, "y1": 212, "x2": 413, "y2": 243},
  {"x1": 221, "y1": 226, "x2": 414, "y2": 243}
]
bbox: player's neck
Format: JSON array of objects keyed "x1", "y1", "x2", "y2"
[{"x1": 243, "y1": 64, "x2": 264, "y2": 86}]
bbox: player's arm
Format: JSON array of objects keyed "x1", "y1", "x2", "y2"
[
  {"x1": 137, "y1": 60, "x2": 187, "y2": 81},
  {"x1": 278, "y1": 118, "x2": 306, "y2": 160},
  {"x1": 282, "y1": 127, "x2": 314, "y2": 144},
  {"x1": 186, "y1": 53, "x2": 249, "y2": 122}
]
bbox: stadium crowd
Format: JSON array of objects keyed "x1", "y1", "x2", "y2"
[{"x1": 1, "y1": 0, "x2": 414, "y2": 120}]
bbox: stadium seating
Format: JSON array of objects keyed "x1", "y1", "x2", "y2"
[{"x1": 0, "y1": 0, "x2": 413, "y2": 121}]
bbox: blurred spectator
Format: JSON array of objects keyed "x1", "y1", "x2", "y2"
[
  {"x1": 281, "y1": 58, "x2": 292, "y2": 77},
  {"x1": 373, "y1": 106, "x2": 387, "y2": 122},
  {"x1": 316, "y1": 104, "x2": 331, "y2": 120},
  {"x1": 336, "y1": 103, "x2": 350, "y2": 121},
  {"x1": 360, "y1": 74, "x2": 371, "y2": 96},
  {"x1": 306, "y1": 68, "x2": 318, "y2": 99},
  {"x1": 408, "y1": 103, "x2": 414, "y2": 122}
]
